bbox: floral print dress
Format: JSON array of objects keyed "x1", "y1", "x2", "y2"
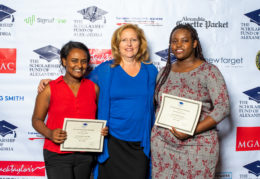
[{"x1": 151, "y1": 62, "x2": 230, "y2": 179}]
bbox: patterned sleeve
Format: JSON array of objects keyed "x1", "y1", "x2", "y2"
[{"x1": 206, "y1": 64, "x2": 230, "y2": 123}]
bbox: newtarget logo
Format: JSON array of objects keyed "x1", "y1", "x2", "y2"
[
  {"x1": 0, "y1": 48, "x2": 16, "y2": 73},
  {"x1": 236, "y1": 127, "x2": 260, "y2": 151},
  {"x1": 0, "y1": 161, "x2": 45, "y2": 176}
]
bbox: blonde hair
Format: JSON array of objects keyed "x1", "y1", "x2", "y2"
[{"x1": 111, "y1": 24, "x2": 149, "y2": 67}]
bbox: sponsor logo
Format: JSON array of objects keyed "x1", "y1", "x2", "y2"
[
  {"x1": 0, "y1": 48, "x2": 16, "y2": 73},
  {"x1": 176, "y1": 16, "x2": 228, "y2": 29},
  {"x1": 0, "y1": 161, "x2": 45, "y2": 176},
  {"x1": 28, "y1": 131, "x2": 44, "y2": 140},
  {"x1": 89, "y1": 49, "x2": 112, "y2": 65},
  {"x1": 241, "y1": 9, "x2": 260, "y2": 40},
  {"x1": 240, "y1": 160, "x2": 260, "y2": 178},
  {"x1": 206, "y1": 57, "x2": 244, "y2": 67},
  {"x1": 78, "y1": 6, "x2": 107, "y2": 23},
  {"x1": 74, "y1": 6, "x2": 107, "y2": 37},
  {"x1": 256, "y1": 50, "x2": 260, "y2": 71},
  {"x1": 0, "y1": 96, "x2": 24, "y2": 101},
  {"x1": 24, "y1": 15, "x2": 67, "y2": 26},
  {"x1": 116, "y1": 17, "x2": 163, "y2": 26},
  {"x1": 29, "y1": 45, "x2": 62, "y2": 77},
  {"x1": 215, "y1": 172, "x2": 232, "y2": 179},
  {"x1": 0, "y1": 4, "x2": 15, "y2": 36},
  {"x1": 0, "y1": 120, "x2": 17, "y2": 152},
  {"x1": 236, "y1": 127, "x2": 260, "y2": 151},
  {"x1": 238, "y1": 87, "x2": 260, "y2": 118},
  {"x1": 0, "y1": 4, "x2": 15, "y2": 22},
  {"x1": 155, "y1": 49, "x2": 177, "y2": 63}
]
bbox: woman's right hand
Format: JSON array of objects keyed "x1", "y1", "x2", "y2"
[
  {"x1": 50, "y1": 128, "x2": 67, "y2": 144},
  {"x1": 38, "y1": 79, "x2": 52, "y2": 93}
]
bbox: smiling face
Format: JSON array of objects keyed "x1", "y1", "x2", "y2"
[
  {"x1": 171, "y1": 28, "x2": 197, "y2": 61},
  {"x1": 62, "y1": 48, "x2": 88, "y2": 80},
  {"x1": 119, "y1": 28, "x2": 140, "y2": 61}
]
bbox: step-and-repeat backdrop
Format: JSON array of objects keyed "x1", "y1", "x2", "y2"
[{"x1": 0, "y1": 0, "x2": 259, "y2": 178}]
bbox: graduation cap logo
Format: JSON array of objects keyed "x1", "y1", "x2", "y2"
[
  {"x1": 244, "y1": 9, "x2": 260, "y2": 26},
  {"x1": 0, "y1": 120, "x2": 17, "y2": 138},
  {"x1": 243, "y1": 87, "x2": 260, "y2": 103},
  {"x1": 155, "y1": 49, "x2": 177, "y2": 63},
  {"x1": 243, "y1": 160, "x2": 260, "y2": 177},
  {"x1": 77, "y1": 6, "x2": 107, "y2": 23},
  {"x1": 0, "y1": 4, "x2": 15, "y2": 22},
  {"x1": 33, "y1": 45, "x2": 60, "y2": 62}
]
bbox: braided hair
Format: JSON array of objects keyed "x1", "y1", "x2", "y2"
[{"x1": 154, "y1": 24, "x2": 205, "y2": 105}]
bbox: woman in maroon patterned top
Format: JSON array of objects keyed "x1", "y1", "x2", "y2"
[{"x1": 151, "y1": 24, "x2": 230, "y2": 179}]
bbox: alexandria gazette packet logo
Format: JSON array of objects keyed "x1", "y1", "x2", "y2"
[
  {"x1": 241, "y1": 9, "x2": 260, "y2": 40},
  {"x1": 29, "y1": 45, "x2": 61, "y2": 77},
  {"x1": 176, "y1": 16, "x2": 228, "y2": 29},
  {"x1": 74, "y1": 6, "x2": 107, "y2": 37},
  {"x1": 0, "y1": 48, "x2": 16, "y2": 73},
  {"x1": 236, "y1": 127, "x2": 260, "y2": 151}
]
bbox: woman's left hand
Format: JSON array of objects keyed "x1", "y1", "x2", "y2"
[{"x1": 170, "y1": 127, "x2": 191, "y2": 140}]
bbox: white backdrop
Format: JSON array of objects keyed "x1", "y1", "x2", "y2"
[{"x1": 0, "y1": 0, "x2": 259, "y2": 178}]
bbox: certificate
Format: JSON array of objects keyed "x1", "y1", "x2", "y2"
[
  {"x1": 155, "y1": 93, "x2": 202, "y2": 135},
  {"x1": 60, "y1": 118, "x2": 106, "y2": 152}
]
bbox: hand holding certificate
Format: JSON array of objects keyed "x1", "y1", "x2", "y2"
[
  {"x1": 60, "y1": 118, "x2": 107, "y2": 152},
  {"x1": 155, "y1": 93, "x2": 202, "y2": 135}
]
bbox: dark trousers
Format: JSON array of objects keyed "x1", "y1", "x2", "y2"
[{"x1": 44, "y1": 149, "x2": 95, "y2": 179}]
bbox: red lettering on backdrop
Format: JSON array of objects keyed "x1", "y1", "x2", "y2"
[
  {"x1": 89, "y1": 49, "x2": 112, "y2": 64},
  {"x1": 0, "y1": 161, "x2": 45, "y2": 176},
  {"x1": 236, "y1": 127, "x2": 260, "y2": 151},
  {"x1": 0, "y1": 48, "x2": 16, "y2": 73}
]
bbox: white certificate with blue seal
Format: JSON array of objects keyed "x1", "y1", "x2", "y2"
[
  {"x1": 155, "y1": 93, "x2": 202, "y2": 135},
  {"x1": 60, "y1": 118, "x2": 106, "y2": 152}
]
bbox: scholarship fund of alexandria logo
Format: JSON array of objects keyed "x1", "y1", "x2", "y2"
[
  {"x1": 256, "y1": 50, "x2": 260, "y2": 71},
  {"x1": 29, "y1": 45, "x2": 62, "y2": 77},
  {"x1": 154, "y1": 49, "x2": 177, "y2": 70},
  {"x1": 0, "y1": 120, "x2": 17, "y2": 152},
  {"x1": 241, "y1": 9, "x2": 260, "y2": 40},
  {"x1": 0, "y1": 4, "x2": 16, "y2": 36},
  {"x1": 176, "y1": 16, "x2": 228, "y2": 29},
  {"x1": 238, "y1": 87, "x2": 260, "y2": 118},
  {"x1": 240, "y1": 160, "x2": 260, "y2": 179},
  {"x1": 73, "y1": 6, "x2": 108, "y2": 37}
]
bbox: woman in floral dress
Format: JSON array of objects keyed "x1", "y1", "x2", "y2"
[{"x1": 151, "y1": 24, "x2": 230, "y2": 179}]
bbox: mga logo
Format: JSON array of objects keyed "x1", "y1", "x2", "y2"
[
  {"x1": 89, "y1": 49, "x2": 112, "y2": 64},
  {"x1": 33, "y1": 45, "x2": 60, "y2": 62},
  {"x1": 0, "y1": 161, "x2": 45, "y2": 176},
  {"x1": 0, "y1": 48, "x2": 16, "y2": 73},
  {"x1": 78, "y1": 6, "x2": 107, "y2": 23},
  {"x1": 244, "y1": 9, "x2": 260, "y2": 26},
  {"x1": 236, "y1": 127, "x2": 260, "y2": 151},
  {"x1": 0, "y1": 120, "x2": 17, "y2": 138},
  {"x1": 155, "y1": 49, "x2": 177, "y2": 63},
  {"x1": 0, "y1": 4, "x2": 15, "y2": 22}
]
